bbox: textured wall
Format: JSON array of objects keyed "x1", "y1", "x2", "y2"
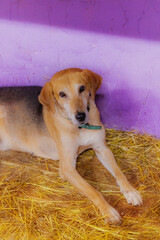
[{"x1": 0, "y1": 0, "x2": 160, "y2": 137}]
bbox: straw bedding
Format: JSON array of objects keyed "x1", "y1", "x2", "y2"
[{"x1": 0, "y1": 129, "x2": 159, "y2": 240}]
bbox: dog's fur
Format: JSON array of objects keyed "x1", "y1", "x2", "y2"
[{"x1": 0, "y1": 68, "x2": 142, "y2": 224}]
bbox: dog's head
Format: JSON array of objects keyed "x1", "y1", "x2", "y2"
[{"x1": 39, "y1": 68, "x2": 102, "y2": 126}]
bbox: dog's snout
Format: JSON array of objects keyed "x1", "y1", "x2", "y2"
[{"x1": 75, "y1": 112, "x2": 86, "y2": 122}]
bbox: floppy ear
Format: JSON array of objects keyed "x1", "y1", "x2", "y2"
[
  {"x1": 38, "y1": 81, "x2": 55, "y2": 113},
  {"x1": 82, "y1": 69, "x2": 102, "y2": 99}
]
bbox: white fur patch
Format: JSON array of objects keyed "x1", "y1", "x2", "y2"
[
  {"x1": 63, "y1": 102, "x2": 78, "y2": 125},
  {"x1": 79, "y1": 127, "x2": 105, "y2": 150}
]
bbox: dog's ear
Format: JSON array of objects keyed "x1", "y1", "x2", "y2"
[
  {"x1": 38, "y1": 81, "x2": 55, "y2": 113},
  {"x1": 82, "y1": 69, "x2": 102, "y2": 99}
]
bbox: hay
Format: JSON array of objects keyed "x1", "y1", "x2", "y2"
[{"x1": 0, "y1": 129, "x2": 159, "y2": 240}]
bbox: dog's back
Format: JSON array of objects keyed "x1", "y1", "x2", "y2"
[
  {"x1": 0, "y1": 86, "x2": 42, "y2": 103},
  {"x1": 0, "y1": 86, "x2": 53, "y2": 155},
  {"x1": 0, "y1": 86, "x2": 44, "y2": 127}
]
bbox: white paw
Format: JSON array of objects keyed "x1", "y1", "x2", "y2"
[
  {"x1": 123, "y1": 187, "x2": 142, "y2": 206},
  {"x1": 100, "y1": 204, "x2": 122, "y2": 225}
]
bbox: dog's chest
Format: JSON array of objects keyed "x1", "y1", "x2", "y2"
[{"x1": 79, "y1": 128, "x2": 105, "y2": 149}]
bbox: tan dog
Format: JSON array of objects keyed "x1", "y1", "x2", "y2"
[{"x1": 0, "y1": 68, "x2": 142, "y2": 224}]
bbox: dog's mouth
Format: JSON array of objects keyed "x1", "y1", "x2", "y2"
[
  {"x1": 76, "y1": 119, "x2": 87, "y2": 126},
  {"x1": 78, "y1": 121, "x2": 85, "y2": 126}
]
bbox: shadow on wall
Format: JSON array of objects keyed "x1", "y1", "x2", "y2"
[
  {"x1": 0, "y1": 0, "x2": 160, "y2": 41},
  {"x1": 96, "y1": 88, "x2": 160, "y2": 136},
  {"x1": 96, "y1": 88, "x2": 140, "y2": 129}
]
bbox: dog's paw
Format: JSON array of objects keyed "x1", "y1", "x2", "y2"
[
  {"x1": 100, "y1": 204, "x2": 121, "y2": 225},
  {"x1": 123, "y1": 187, "x2": 142, "y2": 206}
]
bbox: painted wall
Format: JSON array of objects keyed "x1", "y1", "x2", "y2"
[{"x1": 0, "y1": 0, "x2": 160, "y2": 137}]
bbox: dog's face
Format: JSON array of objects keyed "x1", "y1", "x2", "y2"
[
  {"x1": 39, "y1": 68, "x2": 102, "y2": 126},
  {"x1": 52, "y1": 71, "x2": 91, "y2": 125}
]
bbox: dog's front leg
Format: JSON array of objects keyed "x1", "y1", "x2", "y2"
[
  {"x1": 94, "y1": 143, "x2": 142, "y2": 206},
  {"x1": 58, "y1": 143, "x2": 121, "y2": 224}
]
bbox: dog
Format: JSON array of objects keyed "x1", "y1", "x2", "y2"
[{"x1": 0, "y1": 68, "x2": 142, "y2": 224}]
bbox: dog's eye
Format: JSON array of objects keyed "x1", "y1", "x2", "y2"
[
  {"x1": 79, "y1": 85, "x2": 85, "y2": 93},
  {"x1": 59, "y1": 92, "x2": 66, "y2": 98}
]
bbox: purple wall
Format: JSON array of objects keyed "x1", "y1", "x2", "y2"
[{"x1": 0, "y1": 0, "x2": 160, "y2": 137}]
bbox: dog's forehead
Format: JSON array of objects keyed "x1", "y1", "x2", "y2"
[{"x1": 52, "y1": 72, "x2": 86, "y2": 91}]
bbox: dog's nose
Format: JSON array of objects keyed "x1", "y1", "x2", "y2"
[{"x1": 75, "y1": 112, "x2": 86, "y2": 122}]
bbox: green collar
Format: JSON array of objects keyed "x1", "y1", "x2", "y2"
[
  {"x1": 78, "y1": 123, "x2": 102, "y2": 130},
  {"x1": 67, "y1": 118, "x2": 101, "y2": 130}
]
